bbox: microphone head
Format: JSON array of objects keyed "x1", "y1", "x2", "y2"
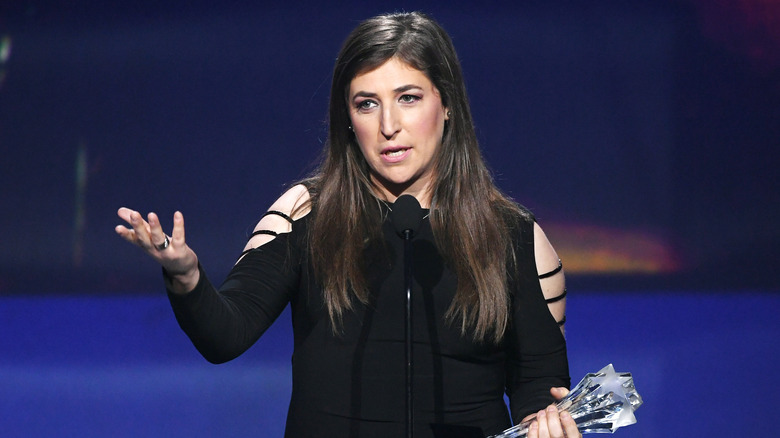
[{"x1": 391, "y1": 194, "x2": 425, "y2": 238}]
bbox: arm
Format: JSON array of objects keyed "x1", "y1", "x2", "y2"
[
  {"x1": 238, "y1": 184, "x2": 311, "y2": 259},
  {"x1": 115, "y1": 185, "x2": 311, "y2": 363},
  {"x1": 533, "y1": 222, "x2": 567, "y2": 337},
  {"x1": 517, "y1": 223, "x2": 581, "y2": 438},
  {"x1": 506, "y1": 219, "x2": 570, "y2": 423},
  {"x1": 166, "y1": 185, "x2": 311, "y2": 363}
]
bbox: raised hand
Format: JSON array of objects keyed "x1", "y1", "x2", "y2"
[{"x1": 115, "y1": 208, "x2": 200, "y2": 294}]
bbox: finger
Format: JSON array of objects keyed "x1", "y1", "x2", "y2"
[
  {"x1": 550, "y1": 387, "x2": 569, "y2": 400},
  {"x1": 147, "y1": 212, "x2": 170, "y2": 250},
  {"x1": 537, "y1": 409, "x2": 549, "y2": 438},
  {"x1": 124, "y1": 209, "x2": 152, "y2": 246},
  {"x1": 545, "y1": 405, "x2": 564, "y2": 438},
  {"x1": 521, "y1": 412, "x2": 538, "y2": 424},
  {"x1": 171, "y1": 211, "x2": 185, "y2": 247},
  {"x1": 528, "y1": 420, "x2": 539, "y2": 438},
  {"x1": 560, "y1": 411, "x2": 580, "y2": 437},
  {"x1": 116, "y1": 208, "x2": 138, "y2": 241},
  {"x1": 117, "y1": 207, "x2": 135, "y2": 223},
  {"x1": 114, "y1": 224, "x2": 134, "y2": 241}
]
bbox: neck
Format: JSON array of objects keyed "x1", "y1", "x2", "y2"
[{"x1": 370, "y1": 177, "x2": 433, "y2": 208}]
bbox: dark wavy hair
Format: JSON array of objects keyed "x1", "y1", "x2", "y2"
[{"x1": 304, "y1": 11, "x2": 527, "y2": 344}]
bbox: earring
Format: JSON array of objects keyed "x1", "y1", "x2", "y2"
[{"x1": 348, "y1": 125, "x2": 354, "y2": 131}]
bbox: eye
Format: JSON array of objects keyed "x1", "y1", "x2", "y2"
[
  {"x1": 355, "y1": 99, "x2": 377, "y2": 112},
  {"x1": 399, "y1": 94, "x2": 421, "y2": 104}
]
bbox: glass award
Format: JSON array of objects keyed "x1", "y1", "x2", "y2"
[{"x1": 488, "y1": 364, "x2": 643, "y2": 437}]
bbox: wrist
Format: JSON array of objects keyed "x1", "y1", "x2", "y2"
[{"x1": 166, "y1": 258, "x2": 200, "y2": 295}]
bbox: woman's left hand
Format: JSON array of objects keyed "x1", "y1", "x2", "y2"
[{"x1": 527, "y1": 387, "x2": 581, "y2": 438}]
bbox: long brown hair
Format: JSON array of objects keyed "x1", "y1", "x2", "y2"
[{"x1": 304, "y1": 12, "x2": 528, "y2": 344}]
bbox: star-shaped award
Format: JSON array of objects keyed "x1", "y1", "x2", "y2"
[{"x1": 488, "y1": 364, "x2": 643, "y2": 437}]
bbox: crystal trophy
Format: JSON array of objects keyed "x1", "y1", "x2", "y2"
[{"x1": 488, "y1": 364, "x2": 643, "y2": 437}]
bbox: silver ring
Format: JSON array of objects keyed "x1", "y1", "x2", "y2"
[{"x1": 156, "y1": 235, "x2": 170, "y2": 251}]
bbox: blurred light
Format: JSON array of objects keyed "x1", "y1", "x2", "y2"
[
  {"x1": 546, "y1": 223, "x2": 680, "y2": 275},
  {"x1": 73, "y1": 142, "x2": 88, "y2": 267},
  {"x1": 0, "y1": 35, "x2": 10, "y2": 90},
  {"x1": 0, "y1": 35, "x2": 11, "y2": 62}
]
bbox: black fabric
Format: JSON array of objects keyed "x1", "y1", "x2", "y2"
[
  {"x1": 545, "y1": 289, "x2": 567, "y2": 304},
  {"x1": 167, "y1": 205, "x2": 569, "y2": 438},
  {"x1": 262, "y1": 209, "x2": 294, "y2": 223},
  {"x1": 538, "y1": 259, "x2": 562, "y2": 279}
]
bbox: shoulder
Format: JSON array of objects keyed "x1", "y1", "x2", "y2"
[
  {"x1": 267, "y1": 184, "x2": 312, "y2": 221},
  {"x1": 533, "y1": 222, "x2": 560, "y2": 276},
  {"x1": 533, "y1": 221, "x2": 566, "y2": 321},
  {"x1": 498, "y1": 201, "x2": 562, "y2": 289},
  {"x1": 240, "y1": 185, "x2": 312, "y2": 255},
  {"x1": 501, "y1": 205, "x2": 559, "y2": 276},
  {"x1": 492, "y1": 198, "x2": 534, "y2": 230}
]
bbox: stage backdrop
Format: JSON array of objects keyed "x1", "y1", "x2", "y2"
[
  {"x1": 1, "y1": 1, "x2": 779, "y2": 437},
  {"x1": 1, "y1": 0, "x2": 777, "y2": 293}
]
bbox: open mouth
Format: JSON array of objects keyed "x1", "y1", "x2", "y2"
[{"x1": 383, "y1": 147, "x2": 410, "y2": 157}]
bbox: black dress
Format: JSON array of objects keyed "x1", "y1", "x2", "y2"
[{"x1": 167, "y1": 205, "x2": 569, "y2": 438}]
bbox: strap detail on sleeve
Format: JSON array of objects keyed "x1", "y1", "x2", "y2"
[
  {"x1": 262, "y1": 210, "x2": 293, "y2": 223},
  {"x1": 251, "y1": 229, "x2": 278, "y2": 238},
  {"x1": 545, "y1": 288, "x2": 567, "y2": 304},
  {"x1": 241, "y1": 230, "x2": 280, "y2": 257},
  {"x1": 240, "y1": 211, "x2": 294, "y2": 259},
  {"x1": 538, "y1": 258, "x2": 563, "y2": 279},
  {"x1": 556, "y1": 315, "x2": 566, "y2": 326}
]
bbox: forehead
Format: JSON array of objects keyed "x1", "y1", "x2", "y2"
[{"x1": 349, "y1": 57, "x2": 433, "y2": 93}]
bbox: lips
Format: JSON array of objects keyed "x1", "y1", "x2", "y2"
[{"x1": 381, "y1": 146, "x2": 411, "y2": 163}]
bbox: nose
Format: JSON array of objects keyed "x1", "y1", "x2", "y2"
[{"x1": 380, "y1": 105, "x2": 400, "y2": 139}]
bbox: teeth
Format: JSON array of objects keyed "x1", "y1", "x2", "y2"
[{"x1": 385, "y1": 149, "x2": 406, "y2": 157}]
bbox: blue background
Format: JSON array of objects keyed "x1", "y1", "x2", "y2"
[{"x1": 1, "y1": 0, "x2": 778, "y2": 436}]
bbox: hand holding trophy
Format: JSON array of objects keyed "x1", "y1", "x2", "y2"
[{"x1": 489, "y1": 364, "x2": 643, "y2": 437}]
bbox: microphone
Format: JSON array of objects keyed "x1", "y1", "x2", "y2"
[
  {"x1": 390, "y1": 194, "x2": 424, "y2": 438},
  {"x1": 391, "y1": 194, "x2": 425, "y2": 238}
]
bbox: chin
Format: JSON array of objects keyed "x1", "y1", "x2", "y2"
[
  {"x1": 371, "y1": 168, "x2": 429, "y2": 193},
  {"x1": 381, "y1": 174, "x2": 416, "y2": 187}
]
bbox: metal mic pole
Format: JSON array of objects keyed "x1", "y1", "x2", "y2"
[
  {"x1": 391, "y1": 194, "x2": 423, "y2": 438},
  {"x1": 403, "y1": 228, "x2": 414, "y2": 438}
]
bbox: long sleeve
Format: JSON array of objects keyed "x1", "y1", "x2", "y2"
[
  {"x1": 166, "y1": 231, "x2": 301, "y2": 364},
  {"x1": 505, "y1": 217, "x2": 570, "y2": 423}
]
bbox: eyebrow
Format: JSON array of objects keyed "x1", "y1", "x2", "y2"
[{"x1": 351, "y1": 84, "x2": 424, "y2": 100}]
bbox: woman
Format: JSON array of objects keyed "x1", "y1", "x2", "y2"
[{"x1": 116, "y1": 11, "x2": 578, "y2": 438}]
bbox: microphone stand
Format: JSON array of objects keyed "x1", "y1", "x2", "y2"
[
  {"x1": 390, "y1": 194, "x2": 423, "y2": 438},
  {"x1": 403, "y1": 228, "x2": 414, "y2": 438}
]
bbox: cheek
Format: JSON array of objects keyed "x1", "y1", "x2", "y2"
[
  {"x1": 352, "y1": 128, "x2": 373, "y2": 158},
  {"x1": 356, "y1": 142, "x2": 371, "y2": 162},
  {"x1": 350, "y1": 127, "x2": 373, "y2": 161},
  {"x1": 350, "y1": 116, "x2": 373, "y2": 144},
  {"x1": 414, "y1": 109, "x2": 445, "y2": 142}
]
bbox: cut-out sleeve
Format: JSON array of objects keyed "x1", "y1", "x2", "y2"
[
  {"x1": 239, "y1": 210, "x2": 296, "y2": 258},
  {"x1": 505, "y1": 215, "x2": 570, "y2": 424},
  {"x1": 166, "y1": 217, "x2": 305, "y2": 364},
  {"x1": 538, "y1": 259, "x2": 567, "y2": 326}
]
